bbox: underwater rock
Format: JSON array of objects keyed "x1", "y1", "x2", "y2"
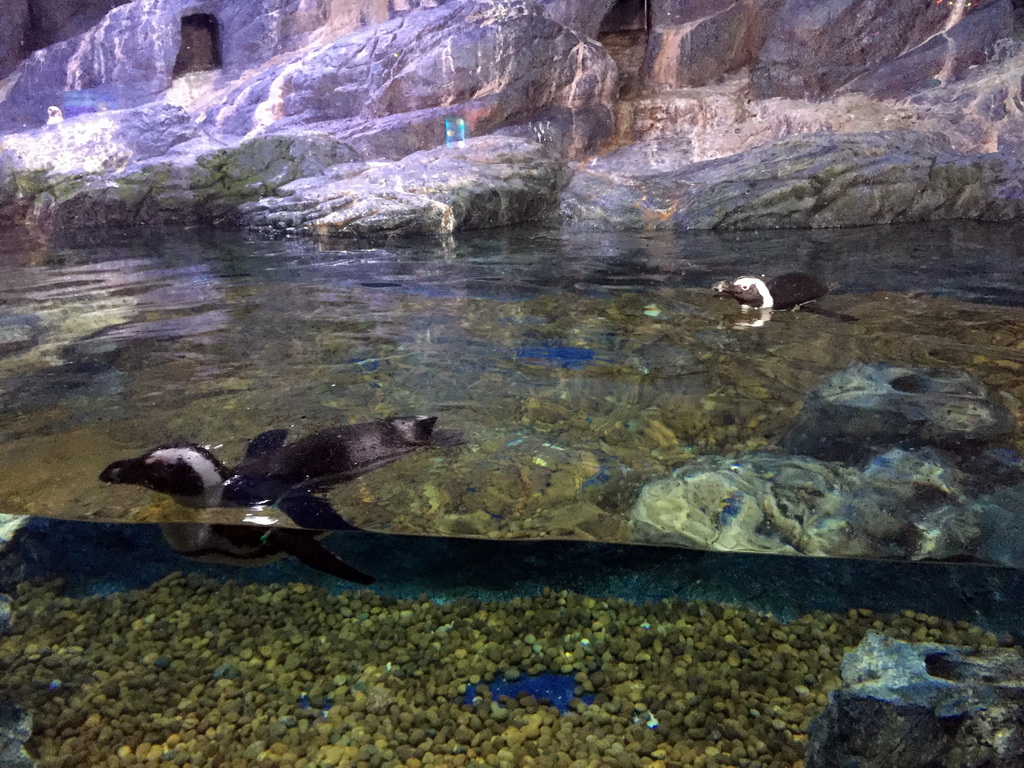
[
  {"x1": 0, "y1": 701, "x2": 34, "y2": 768},
  {"x1": 0, "y1": 594, "x2": 10, "y2": 636},
  {"x1": 0, "y1": 516, "x2": 28, "y2": 554},
  {"x1": 238, "y1": 135, "x2": 569, "y2": 237},
  {"x1": 628, "y1": 448, "x2": 1012, "y2": 564},
  {"x1": 784, "y1": 362, "x2": 1016, "y2": 463},
  {"x1": 0, "y1": 313, "x2": 42, "y2": 358},
  {"x1": 806, "y1": 631, "x2": 1024, "y2": 768},
  {"x1": 560, "y1": 130, "x2": 1022, "y2": 231}
]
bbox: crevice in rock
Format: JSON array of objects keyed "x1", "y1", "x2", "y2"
[{"x1": 173, "y1": 13, "x2": 222, "y2": 79}]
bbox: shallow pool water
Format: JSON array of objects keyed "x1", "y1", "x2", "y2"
[{"x1": 1, "y1": 222, "x2": 1023, "y2": 564}]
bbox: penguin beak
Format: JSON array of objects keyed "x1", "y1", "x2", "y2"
[{"x1": 99, "y1": 462, "x2": 126, "y2": 483}]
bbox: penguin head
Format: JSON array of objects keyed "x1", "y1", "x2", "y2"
[
  {"x1": 100, "y1": 442, "x2": 230, "y2": 499},
  {"x1": 389, "y1": 415, "x2": 438, "y2": 445},
  {"x1": 712, "y1": 276, "x2": 773, "y2": 309}
]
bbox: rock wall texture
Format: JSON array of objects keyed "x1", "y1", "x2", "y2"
[{"x1": 0, "y1": 0, "x2": 1021, "y2": 237}]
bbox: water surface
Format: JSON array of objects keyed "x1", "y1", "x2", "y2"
[{"x1": 1, "y1": 222, "x2": 1023, "y2": 563}]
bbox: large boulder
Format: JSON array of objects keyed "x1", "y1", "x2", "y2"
[
  {"x1": 752, "y1": 0, "x2": 1013, "y2": 99},
  {"x1": 628, "y1": 448, "x2": 995, "y2": 563},
  {"x1": 18, "y1": 129, "x2": 360, "y2": 231},
  {"x1": 806, "y1": 632, "x2": 1024, "y2": 768},
  {"x1": 560, "y1": 130, "x2": 1022, "y2": 230},
  {"x1": 238, "y1": 135, "x2": 569, "y2": 237},
  {"x1": 209, "y1": 0, "x2": 617, "y2": 159}
]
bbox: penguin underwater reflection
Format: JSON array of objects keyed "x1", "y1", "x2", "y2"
[{"x1": 100, "y1": 416, "x2": 463, "y2": 584}]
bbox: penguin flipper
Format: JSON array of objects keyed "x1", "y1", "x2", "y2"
[
  {"x1": 245, "y1": 429, "x2": 290, "y2": 460},
  {"x1": 268, "y1": 530, "x2": 374, "y2": 585},
  {"x1": 278, "y1": 492, "x2": 359, "y2": 531}
]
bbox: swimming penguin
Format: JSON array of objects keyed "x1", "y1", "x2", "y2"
[
  {"x1": 100, "y1": 416, "x2": 463, "y2": 581},
  {"x1": 712, "y1": 272, "x2": 829, "y2": 311}
]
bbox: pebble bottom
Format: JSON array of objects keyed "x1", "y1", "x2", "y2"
[{"x1": 0, "y1": 573, "x2": 1014, "y2": 768}]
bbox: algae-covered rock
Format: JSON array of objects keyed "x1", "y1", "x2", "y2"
[{"x1": 19, "y1": 131, "x2": 360, "y2": 230}]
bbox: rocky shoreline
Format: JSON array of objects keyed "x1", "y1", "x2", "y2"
[{"x1": 1, "y1": 0, "x2": 1022, "y2": 238}]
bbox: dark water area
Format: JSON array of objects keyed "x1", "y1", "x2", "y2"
[{"x1": 3, "y1": 222, "x2": 1024, "y2": 768}]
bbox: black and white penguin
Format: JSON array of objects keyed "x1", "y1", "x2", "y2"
[
  {"x1": 712, "y1": 272, "x2": 829, "y2": 311},
  {"x1": 100, "y1": 416, "x2": 463, "y2": 582}
]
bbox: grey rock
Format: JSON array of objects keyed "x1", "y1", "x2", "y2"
[
  {"x1": 806, "y1": 631, "x2": 1024, "y2": 768},
  {"x1": 541, "y1": 0, "x2": 617, "y2": 38},
  {"x1": 783, "y1": 362, "x2": 1016, "y2": 462},
  {"x1": 560, "y1": 130, "x2": 1022, "y2": 230},
  {"x1": 628, "y1": 447, "x2": 991, "y2": 562},
  {"x1": 0, "y1": 700, "x2": 33, "y2": 768},
  {"x1": 239, "y1": 135, "x2": 569, "y2": 237},
  {"x1": 0, "y1": 0, "x2": 341, "y2": 128},
  {"x1": 841, "y1": 0, "x2": 1014, "y2": 99},
  {"x1": 752, "y1": 0, "x2": 1012, "y2": 99},
  {"x1": 211, "y1": 0, "x2": 617, "y2": 158},
  {"x1": 0, "y1": 0, "x2": 29, "y2": 80},
  {"x1": 0, "y1": 103, "x2": 199, "y2": 177},
  {"x1": 0, "y1": 313, "x2": 42, "y2": 358},
  {"x1": 643, "y1": 0, "x2": 780, "y2": 88},
  {"x1": 24, "y1": 130, "x2": 359, "y2": 231}
]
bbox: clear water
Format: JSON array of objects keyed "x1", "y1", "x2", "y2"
[
  {"x1": 4, "y1": 222, "x2": 1024, "y2": 768},
  {"x1": 2, "y1": 221, "x2": 1023, "y2": 566}
]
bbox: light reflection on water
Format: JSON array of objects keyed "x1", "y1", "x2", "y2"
[{"x1": 0, "y1": 221, "x2": 1023, "y2": 565}]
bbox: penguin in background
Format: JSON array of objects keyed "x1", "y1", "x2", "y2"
[
  {"x1": 100, "y1": 416, "x2": 463, "y2": 584},
  {"x1": 712, "y1": 272, "x2": 853, "y2": 326}
]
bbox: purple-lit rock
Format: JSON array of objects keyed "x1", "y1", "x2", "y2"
[{"x1": 752, "y1": 0, "x2": 1012, "y2": 99}]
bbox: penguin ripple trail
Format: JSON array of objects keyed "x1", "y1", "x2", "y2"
[{"x1": 100, "y1": 416, "x2": 463, "y2": 583}]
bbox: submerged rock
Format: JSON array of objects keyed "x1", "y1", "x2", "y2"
[
  {"x1": 0, "y1": 701, "x2": 33, "y2": 768},
  {"x1": 629, "y1": 443, "x2": 1024, "y2": 566},
  {"x1": 784, "y1": 362, "x2": 1016, "y2": 462},
  {"x1": 806, "y1": 631, "x2": 1024, "y2": 768}
]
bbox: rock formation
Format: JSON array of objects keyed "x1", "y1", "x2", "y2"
[
  {"x1": 806, "y1": 632, "x2": 1024, "y2": 768},
  {"x1": 0, "y1": 0, "x2": 1021, "y2": 237}
]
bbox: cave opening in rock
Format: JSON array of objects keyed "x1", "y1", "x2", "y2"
[
  {"x1": 599, "y1": 0, "x2": 650, "y2": 33},
  {"x1": 598, "y1": 0, "x2": 650, "y2": 99},
  {"x1": 172, "y1": 13, "x2": 222, "y2": 78}
]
